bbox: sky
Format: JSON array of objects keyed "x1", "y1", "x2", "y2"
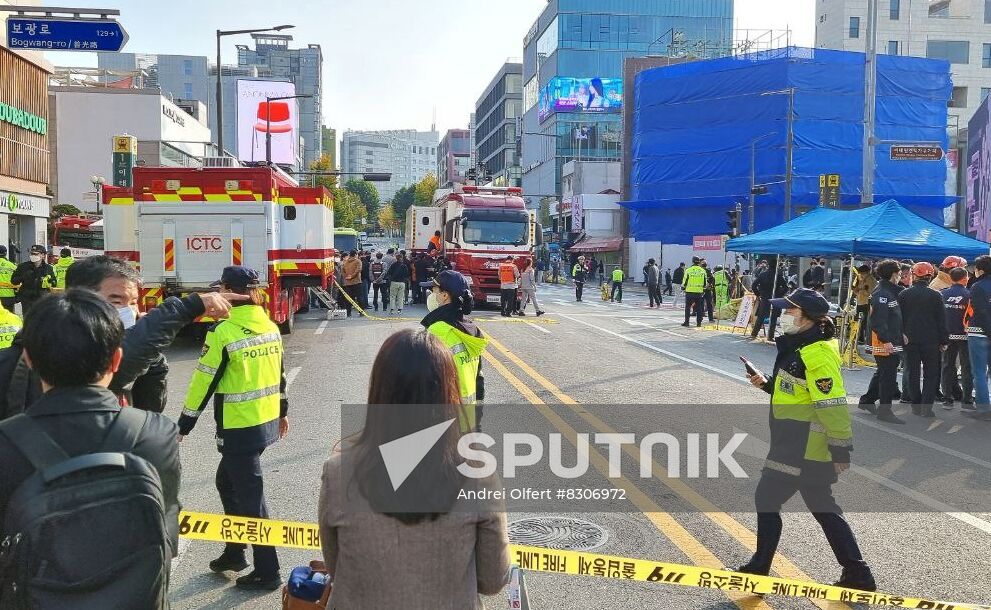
[{"x1": 49, "y1": 0, "x2": 815, "y2": 136}]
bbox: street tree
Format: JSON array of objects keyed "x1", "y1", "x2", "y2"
[
  {"x1": 378, "y1": 203, "x2": 401, "y2": 237},
  {"x1": 344, "y1": 179, "x2": 380, "y2": 221},
  {"x1": 308, "y1": 153, "x2": 338, "y2": 190},
  {"x1": 332, "y1": 187, "x2": 366, "y2": 229},
  {"x1": 413, "y1": 172, "x2": 438, "y2": 206},
  {"x1": 390, "y1": 185, "x2": 416, "y2": 220}
]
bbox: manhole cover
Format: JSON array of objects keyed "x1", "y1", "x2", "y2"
[{"x1": 508, "y1": 517, "x2": 609, "y2": 551}]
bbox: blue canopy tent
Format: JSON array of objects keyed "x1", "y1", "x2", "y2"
[{"x1": 726, "y1": 200, "x2": 989, "y2": 260}]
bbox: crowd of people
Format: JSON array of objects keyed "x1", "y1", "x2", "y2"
[
  {"x1": 325, "y1": 247, "x2": 455, "y2": 317},
  {"x1": 0, "y1": 247, "x2": 508, "y2": 608}
]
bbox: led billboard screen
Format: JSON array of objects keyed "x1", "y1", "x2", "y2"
[
  {"x1": 236, "y1": 80, "x2": 298, "y2": 164},
  {"x1": 538, "y1": 77, "x2": 622, "y2": 122}
]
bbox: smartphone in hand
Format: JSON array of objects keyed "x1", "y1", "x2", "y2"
[{"x1": 740, "y1": 356, "x2": 764, "y2": 380}]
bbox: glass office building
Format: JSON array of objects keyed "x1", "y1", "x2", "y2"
[{"x1": 521, "y1": 0, "x2": 734, "y2": 205}]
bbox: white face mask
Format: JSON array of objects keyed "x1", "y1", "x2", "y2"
[
  {"x1": 779, "y1": 312, "x2": 803, "y2": 335},
  {"x1": 117, "y1": 305, "x2": 137, "y2": 330},
  {"x1": 29, "y1": 254, "x2": 41, "y2": 263},
  {"x1": 426, "y1": 292, "x2": 440, "y2": 312}
]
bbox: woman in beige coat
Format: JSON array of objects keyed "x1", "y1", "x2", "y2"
[{"x1": 318, "y1": 329, "x2": 509, "y2": 609}]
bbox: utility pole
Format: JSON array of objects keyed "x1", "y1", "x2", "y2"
[
  {"x1": 784, "y1": 88, "x2": 795, "y2": 221},
  {"x1": 862, "y1": 0, "x2": 879, "y2": 205}
]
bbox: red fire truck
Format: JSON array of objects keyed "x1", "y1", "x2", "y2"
[
  {"x1": 406, "y1": 185, "x2": 540, "y2": 306},
  {"x1": 51, "y1": 215, "x2": 104, "y2": 258},
  {"x1": 103, "y1": 166, "x2": 335, "y2": 333}
]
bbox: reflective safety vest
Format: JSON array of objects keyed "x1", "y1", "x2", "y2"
[
  {"x1": 429, "y1": 235, "x2": 442, "y2": 253},
  {"x1": 52, "y1": 256, "x2": 74, "y2": 290},
  {"x1": 426, "y1": 320, "x2": 489, "y2": 433},
  {"x1": 0, "y1": 258, "x2": 15, "y2": 298},
  {"x1": 498, "y1": 262, "x2": 518, "y2": 285},
  {"x1": 714, "y1": 270, "x2": 729, "y2": 287},
  {"x1": 0, "y1": 305, "x2": 22, "y2": 348},
  {"x1": 766, "y1": 338, "x2": 852, "y2": 476},
  {"x1": 682, "y1": 265, "x2": 707, "y2": 293},
  {"x1": 181, "y1": 305, "x2": 286, "y2": 451},
  {"x1": 611, "y1": 269, "x2": 624, "y2": 282}
]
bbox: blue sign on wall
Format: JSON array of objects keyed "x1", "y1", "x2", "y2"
[{"x1": 6, "y1": 18, "x2": 128, "y2": 52}]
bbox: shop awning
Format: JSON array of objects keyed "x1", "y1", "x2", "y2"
[{"x1": 568, "y1": 236, "x2": 624, "y2": 253}]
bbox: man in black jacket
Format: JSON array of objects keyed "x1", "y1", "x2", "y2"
[
  {"x1": 0, "y1": 256, "x2": 233, "y2": 417},
  {"x1": 0, "y1": 290, "x2": 181, "y2": 560},
  {"x1": 750, "y1": 261, "x2": 787, "y2": 340},
  {"x1": 966, "y1": 255, "x2": 991, "y2": 420},
  {"x1": 941, "y1": 267, "x2": 974, "y2": 410},
  {"x1": 898, "y1": 262, "x2": 949, "y2": 417},
  {"x1": 859, "y1": 259, "x2": 906, "y2": 423},
  {"x1": 11, "y1": 244, "x2": 55, "y2": 315}
]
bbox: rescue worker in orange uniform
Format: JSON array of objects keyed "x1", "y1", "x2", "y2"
[{"x1": 498, "y1": 256, "x2": 520, "y2": 317}]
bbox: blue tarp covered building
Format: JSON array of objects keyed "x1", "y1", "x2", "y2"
[
  {"x1": 623, "y1": 47, "x2": 954, "y2": 244},
  {"x1": 726, "y1": 200, "x2": 989, "y2": 260}
]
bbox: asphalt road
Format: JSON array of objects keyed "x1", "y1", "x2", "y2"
[{"x1": 165, "y1": 281, "x2": 991, "y2": 609}]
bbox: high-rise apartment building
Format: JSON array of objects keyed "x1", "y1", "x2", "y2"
[
  {"x1": 815, "y1": 0, "x2": 991, "y2": 123},
  {"x1": 474, "y1": 62, "x2": 523, "y2": 186},
  {"x1": 437, "y1": 129, "x2": 471, "y2": 187},
  {"x1": 340, "y1": 129, "x2": 439, "y2": 201},
  {"x1": 520, "y1": 0, "x2": 734, "y2": 205},
  {"x1": 97, "y1": 33, "x2": 322, "y2": 168}
]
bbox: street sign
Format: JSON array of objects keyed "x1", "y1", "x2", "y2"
[
  {"x1": 819, "y1": 173, "x2": 840, "y2": 208},
  {"x1": 112, "y1": 134, "x2": 137, "y2": 188},
  {"x1": 6, "y1": 17, "x2": 128, "y2": 52},
  {"x1": 890, "y1": 145, "x2": 944, "y2": 161}
]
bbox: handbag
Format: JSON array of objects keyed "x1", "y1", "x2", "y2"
[{"x1": 282, "y1": 560, "x2": 332, "y2": 610}]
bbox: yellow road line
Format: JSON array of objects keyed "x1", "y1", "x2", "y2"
[
  {"x1": 482, "y1": 350, "x2": 771, "y2": 610},
  {"x1": 484, "y1": 332, "x2": 847, "y2": 610}
]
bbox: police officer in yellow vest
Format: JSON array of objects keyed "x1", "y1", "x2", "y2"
[
  {"x1": 52, "y1": 247, "x2": 74, "y2": 290},
  {"x1": 609, "y1": 265, "x2": 624, "y2": 303},
  {"x1": 681, "y1": 257, "x2": 707, "y2": 327},
  {"x1": 180, "y1": 266, "x2": 288, "y2": 591},
  {"x1": 420, "y1": 270, "x2": 488, "y2": 433},
  {"x1": 739, "y1": 288, "x2": 876, "y2": 591},
  {"x1": 0, "y1": 302, "x2": 21, "y2": 349},
  {"x1": 0, "y1": 246, "x2": 16, "y2": 311}
]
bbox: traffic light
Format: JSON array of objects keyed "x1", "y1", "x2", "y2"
[{"x1": 726, "y1": 204, "x2": 742, "y2": 238}]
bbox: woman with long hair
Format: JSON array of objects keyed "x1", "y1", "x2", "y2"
[{"x1": 318, "y1": 329, "x2": 509, "y2": 608}]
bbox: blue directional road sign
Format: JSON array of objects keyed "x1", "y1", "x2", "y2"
[{"x1": 6, "y1": 17, "x2": 129, "y2": 52}]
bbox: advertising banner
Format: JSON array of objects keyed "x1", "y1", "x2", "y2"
[
  {"x1": 538, "y1": 77, "x2": 622, "y2": 122},
  {"x1": 692, "y1": 235, "x2": 724, "y2": 251},
  {"x1": 236, "y1": 80, "x2": 298, "y2": 165},
  {"x1": 966, "y1": 98, "x2": 991, "y2": 241}
]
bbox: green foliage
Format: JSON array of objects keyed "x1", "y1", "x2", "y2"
[
  {"x1": 390, "y1": 184, "x2": 416, "y2": 221},
  {"x1": 331, "y1": 187, "x2": 366, "y2": 229},
  {"x1": 309, "y1": 154, "x2": 338, "y2": 190},
  {"x1": 344, "y1": 179, "x2": 380, "y2": 220},
  {"x1": 51, "y1": 204, "x2": 82, "y2": 218},
  {"x1": 413, "y1": 172, "x2": 438, "y2": 207}
]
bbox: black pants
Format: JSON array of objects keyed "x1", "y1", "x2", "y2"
[
  {"x1": 855, "y1": 304, "x2": 871, "y2": 343},
  {"x1": 750, "y1": 298, "x2": 780, "y2": 339},
  {"x1": 575, "y1": 281, "x2": 584, "y2": 301},
  {"x1": 861, "y1": 353, "x2": 900, "y2": 406},
  {"x1": 703, "y1": 290, "x2": 715, "y2": 321},
  {"x1": 0, "y1": 296, "x2": 14, "y2": 311},
  {"x1": 610, "y1": 281, "x2": 623, "y2": 302},
  {"x1": 905, "y1": 343, "x2": 941, "y2": 406},
  {"x1": 942, "y1": 340, "x2": 973, "y2": 402},
  {"x1": 684, "y1": 293, "x2": 703, "y2": 325},
  {"x1": 216, "y1": 451, "x2": 279, "y2": 576},
  {"x1": 501, "y1": 288, "x2": 516, "y2": 315},
  {"x1": 664, "y1": 283, "x2": 673, "y2": 296},
  {"x1": 19, "y1": 295, "x2": 43, "y2": 316},
  {"x1": 372, "y1": 283, "x2": 389, "y2": 310},
  {"x1": 342, "y1": 284, "x2": 361, "y2": 317},
  {"x1": 749, "y1": 470, "x2": 867, "y2": 573},
  {"x1": 647, "y1": 283, "x2": 662, "y2": 307}
]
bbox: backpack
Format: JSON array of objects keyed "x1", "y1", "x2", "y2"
[{"x1": 0, "y1": 408, "x2": 169, "y2": 610}]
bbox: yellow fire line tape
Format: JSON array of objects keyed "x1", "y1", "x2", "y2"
[
  {"x1": 177, "y1": 511, "x2": 988, "y2": 609},
  {"x1": 329, "y1": 279, "x2": 557, "y2": 324}
]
